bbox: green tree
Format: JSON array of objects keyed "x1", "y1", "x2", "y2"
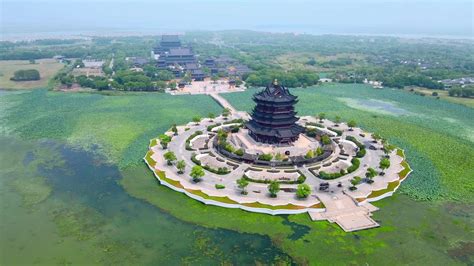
[
  {"x1": 347, "y1": 120, "x2": 357, "y2": 130},
  {"x1": 335, "y1": 116, "x2": 341, "y2": 124},
  {"x1": 268, "y1": 181, "x2": 280, "y2": 198},
  {"x1": 305, "y1": 150, "x2": 314, "y2": 159},
  {"x1": 159, "y1": 134, "x2": 172, "y2": 149},
  {"x1": 168, "y1": 81, "x2": 177, "y2": 90},
  {"x1": 321, "y1": 135, "x2": 331, "y2": 145},
  {"x1": 208, "y1": 113, "x2": 216, "y2": 121},
  {"x1": 190, "y1": 165, "x2": 205, "y2": 182},
  {"x1": 236, "y1": 177, "x2": 249, "y2": 195},
  {"x1": 74, "y1": 59, "x2": 85, "y2": 68},
  {"x1": 372, "y1": 133, "x2": 381, "y2": 141},
  {"x1": 211, "y1": 75, "x2": 219, "y2": 83},
  {"x1": 171, "y1": 124, "x2": 178, "y2": 135},
  {"x1": 163, "y1": 151, "x2": 177, "y2": 165},
  {"x1": 192, "y1": 116, "x2": 201, "y2": 125},
  {"x1": 235, "y1": 79, "x2": 243, "y2": 87},
  {"x1": 11, "y1": 69, "x2": 40, "y2": 81},
  {"x1": 222, "y1": 108, "x2": 231, "y2": 117},
  {"x1": 176, "y1": 160, "x2": 186, "y2": 174},
  {"x1": 296, "y1": 184, "x2": 311, "y2": 199},
  {"x1": 365, "y1": 167, "x2": 377, "y2": 179},
  {"x1": 350, "y1": 176, "x2": 362, "y2": 190},
  {"x1": 234, "y1": 149, "x2": 244, "y2": 156},
  {"x1": 379, "y1": 157, "x2": 391, "y2": 173},
  {"x1": 316, "y1": 147, "x2": 324, "y2": 156},
  {"x1": 317, "y1": 112, "x2": 326, "y2": 122}
]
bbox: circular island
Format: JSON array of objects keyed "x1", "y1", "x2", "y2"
[{"x1": 144, "y1": 81, "x2": 412, "y2": 232}]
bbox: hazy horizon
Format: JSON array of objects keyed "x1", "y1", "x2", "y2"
[{"x1": 1, "y1": 0, "x2": 473, "y2": 40}]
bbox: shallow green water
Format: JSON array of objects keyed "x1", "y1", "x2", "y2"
[
  {"x1": 1, "y1": 87, "x2": 473, "y2": 265},
  {"x1": 0, "y1": 136, "x2": 293, "y2": 265}
]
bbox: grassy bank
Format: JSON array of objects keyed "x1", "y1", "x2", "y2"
[{"x1": 0, "y1": 59, "x2": 64, "y2": 89}]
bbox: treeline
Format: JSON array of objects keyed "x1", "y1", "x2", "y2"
[
  {"x1": 244, "y1": 69, "x2": 319, "y2": 88},
  {"x1": 381, "y1": 73, "x2": 444, "y2": 89},
  {"x1": 0, "y1": 37, "x2": 154, "y2": 60},
  {"x1": 10, "y1": 69, "x2": 40, "y2": 81},
  {"x1": 448, "y1": 86, "x2": 474, "y2": 98},
  {"x1": 57, "y1": 70, "x2": 175, "y2": 91},
  {"x1": 332, "y1": 67, "x2": 445, "y2": 89}
]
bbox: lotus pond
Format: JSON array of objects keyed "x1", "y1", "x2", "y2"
[{"x1": 0, "y1": 84, "x2": 473, "y2": 265}]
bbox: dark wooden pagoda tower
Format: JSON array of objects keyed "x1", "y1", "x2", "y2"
[{"x1": 246, "y1": 80, "x2": 304, "y2": 144}]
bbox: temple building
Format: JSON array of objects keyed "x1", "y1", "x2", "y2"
[
  {"x1": 153, "y1": 35, "x2": 182, "y2": 55},
  {"x1": 153, "y1": 35, "x2": 198, "y2": 79},
  {"x1": 246, "y1": 80, "x2": 304, "y2": 144},
  {"x1": 152, "y1": 35, "x2": 251, "y2": 82}
]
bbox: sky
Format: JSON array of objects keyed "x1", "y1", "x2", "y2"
[{"x1": 1, "y1": 0, "x2": 473, "y2": 38}]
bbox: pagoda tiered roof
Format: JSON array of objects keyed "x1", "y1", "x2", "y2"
[{"x1": 246, "y1": 81, "x2": 304, "y2": 144}]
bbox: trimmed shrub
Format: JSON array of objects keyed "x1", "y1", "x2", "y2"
[
  {"x1": 347, "y1": 158, "x2": 360, "y2": 173},
  {"x1": 215, "y1": 184, "x2": 226, "y2": 189},
  {"x1": 321, "y1": 135, "x2": 331, "y2": 145},
  {"x1": 296, "y1": 184, "x2": 311, "y2": 199},
  {"x1": 328, "y1": 127, "x2": 343, "y2": 136},
  {"x1": 234, "y1": 149, "x2": 244, "y2": 156},
  {"x1": 258, "y1": 153, "x2": 273, "y2": 161},
  {"x1": 356, "y1": 148, "x2": 366, "y2": 158}
]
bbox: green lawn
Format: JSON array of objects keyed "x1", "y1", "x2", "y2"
[{"x1": 0, "y1": 59, "x2": 64, "y2": 89}]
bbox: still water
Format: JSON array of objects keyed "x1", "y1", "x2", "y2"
[{"x1": 0, "y1": 137, "x2": 293, "y2": 265}]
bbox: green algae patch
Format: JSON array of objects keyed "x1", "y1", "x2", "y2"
[
  {"x1": 120, "y1": 166, "x2": 294, "y2": 236},
  {"x1": 51, "y1": 205, "x2": 106, "y2": 241},
  {"x1": 11, "y1": 176, "x2": 52, "y2": 207}
]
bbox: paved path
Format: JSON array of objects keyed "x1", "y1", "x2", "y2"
[
  {"x1": 210, "y1": 93, "x2": 237, "y2": 113},
  {"x1": 309, "y1": 193, "x2": 379, "y2": 232}
]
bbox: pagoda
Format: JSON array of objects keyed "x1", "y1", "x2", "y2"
[{"x1": 246, "y1": 80, "x2": 304, "y2": 144}]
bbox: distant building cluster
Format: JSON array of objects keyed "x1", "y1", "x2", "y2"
[
  {"x1": 205, "y1": 56, "x2": 252, "y2": 77},
  {"x1": 439, "y1": 77, "x2": 474, "y2": 88},
  {"x1": 152, "y1": 35, "x2": 251, "y2": 82},
  {"x1": 151, "y1": 35, "x2": 204, "y2": 81},
  {"x1": 83, "y1": 59, "x2": 104, "y2": 69}
]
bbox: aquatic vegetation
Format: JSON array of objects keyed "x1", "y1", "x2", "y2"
[
  {"x1": 0, "y1": 89, "x2": 222, "y2": 168},
  {"x1": 11, "y1": 176, "x2": 52, "y2": 207},
  {"x1": 223, "y1": 84, "x2": 474, "y2": 201},
  {"x1": 1, "y1": 84, "x2": 473, "y2": 265}
]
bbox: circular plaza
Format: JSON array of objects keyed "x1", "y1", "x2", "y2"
[{"x1": 144, "y1": 81, "x2": 411, "y2": 232}]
